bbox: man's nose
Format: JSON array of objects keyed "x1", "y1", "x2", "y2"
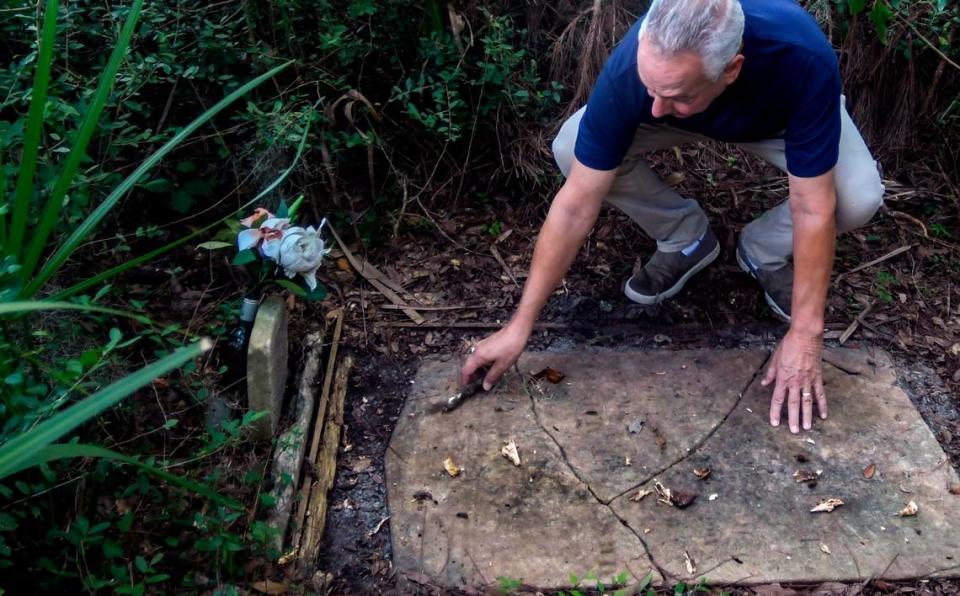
[{"x1": 651, "y1": 95, "x2": 671, "y2": 118}]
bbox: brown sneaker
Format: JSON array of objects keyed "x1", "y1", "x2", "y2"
[
  {"x1": 623, "y1": 228, "x2": 720, "y2": 305},
  {"x1": 736, "y1": 244, "x2": 792, "y2": 321}
]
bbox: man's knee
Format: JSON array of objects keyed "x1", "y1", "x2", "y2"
[
  {"x1": 552, "y1": 107, "x2": 585, "y2": 178},
  {"x1": 836, "y1": 163, "x2": 884, "y2": 233},
  {"x1": 552, "y1": 133, "x2": 575, "y2": 178}
]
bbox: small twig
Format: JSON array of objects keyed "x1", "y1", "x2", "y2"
[
  {"x1": 392, "y1": 175, "x2": 410, "y2": 242},
  {"x1": 380, "y1": 304, "x2": 485, "y2": 312},
  {"x1": 835, "y1": 245, "x2": 914, "y2": 286},
  {"x1": 489, "y1": 244, "x2": 520, "y2": 289},
  {"x1": 839, "y1": 300, "x2": 875, "y2": 345},
  {"x1": 367, "y1": 516, "x2": 390, "y2": 538},
  {"x1": 899, "y1": 14, "x2": 960, "y2": 72},
  {"x1": 328, "y1": 222, "x2": 425, "y2": 325},
  {"x1": 887, "y1": 209, "x2": 929, "y2": 238},
  {"x1": 375, "y1": 321, "x2": 569, "y2": 330}
]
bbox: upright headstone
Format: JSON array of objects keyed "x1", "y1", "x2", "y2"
[{"x1": 247, "y1": 295, "x2": 289, "y2": 442}]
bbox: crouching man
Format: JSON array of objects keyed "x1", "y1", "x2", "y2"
[{"x1": 461, "y1": 0, "x2": 884, "y2": 433}]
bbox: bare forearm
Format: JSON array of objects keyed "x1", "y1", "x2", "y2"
[
  {"x1": 511, "y1": 187, "x2": 602, "y2": 330},
  {"x1": 790, "y1": 202, "x2": 836, "y2": 337}
]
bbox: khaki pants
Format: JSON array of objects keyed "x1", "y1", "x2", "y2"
[{"x1": 551, "y1": 97, "x2": 884, "y2": 270}]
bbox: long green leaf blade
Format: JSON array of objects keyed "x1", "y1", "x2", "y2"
[
  {"x1": 0, "y1": 339, "x2": 210, "y2": 478},
  {"x1": 50, "y1": 105, "x2": 313, "y2": 301},
  {"x1": 0, "y1": 148, "x2": 8, "y2": 247},
  {"x1": 7, "y1": 444, "x2": 239, "y2": 508},
  {"x1": 8, "y1": 0, "x2": 59, "y2": 256},
  {"x1": 23, "y1": 59, "x2": 295, "y2": 298},
  {"x1": 21, "y1": 0, "x2": 146, "y2": 280},
  {"x1": 0, "y1": 300, "x2": 150, "y2": 324}
]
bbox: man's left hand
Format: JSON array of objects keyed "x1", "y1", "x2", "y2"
[{"x1": 762, "y1": 330, "x2": 827, "y2": 432}]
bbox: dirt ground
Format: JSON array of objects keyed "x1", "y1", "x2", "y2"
[{"x1": 278, "y1": 143, "x2": 960, "y2": 593}]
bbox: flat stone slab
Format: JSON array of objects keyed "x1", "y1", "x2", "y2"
[{"x1": 386, "y1": 348, "x2": 960, "y2": 591}]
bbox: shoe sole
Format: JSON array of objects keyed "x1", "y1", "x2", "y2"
[
  {"x1": 735, "y1": 248, "x2": 792, "y2": 322},
  {"x1": 623, "y1": 243, "x2": 720, "y2": 305}
]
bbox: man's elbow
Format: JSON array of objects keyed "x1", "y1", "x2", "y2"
[
  {"x1": 553, "y1": 179, "x2": 604, "y2": 222},
  {"x1": 790, "y1": 189, "x2": 837, "y2": 224}
]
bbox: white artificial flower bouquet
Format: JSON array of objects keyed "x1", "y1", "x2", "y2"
[{"x1": 201, "y1": 196, "x2": 331, "y2": 300}]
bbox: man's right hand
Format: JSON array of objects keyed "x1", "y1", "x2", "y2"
[
  {"x1": 459, "y1": 159, "x2": 613, "y2": 392},
  {"x1": 460, "y1": 322, "x2": 531, "y2": 390}
]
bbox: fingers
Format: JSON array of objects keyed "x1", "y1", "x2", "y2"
[
  {"x1": 460, "y1": 353, "x2": 484, "y2": 386},
  {"x1": 761, "y1": 356, "x2": 777, "y2": 387},
  {"x1": 801, "y1": 382, "x2": 814, "y2": 431},
  {"x1": 815, "y1": 376, "x2": 828, "y2": 420},
  {"x1": 769, "y1": 376, "x2": 785, "y2": 427},
  {"x1": 787, "y1": 383, "x2": 801, "y2": 434},
  {"x1": 483, "y1": 361, "x2": 509, "y2": 391}
]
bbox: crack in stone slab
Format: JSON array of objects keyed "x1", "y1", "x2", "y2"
[
  {"x1": 604, "y1": 351, "x2": 772, "y2": 505},
  {"x1": 521, "y1": 371, "x2": 670, "y2": 583}
]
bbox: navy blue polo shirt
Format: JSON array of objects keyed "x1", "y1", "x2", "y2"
[{"x1": 575, "y1": 0, "x2": 841, "y2": 178}]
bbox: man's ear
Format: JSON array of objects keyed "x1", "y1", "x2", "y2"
[{"x1": 723, "y1": 53, "x2": 745, "y2": 85}]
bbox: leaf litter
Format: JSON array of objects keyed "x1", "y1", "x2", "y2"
[
  {"x1": 444, "y1": 457, "x2": 461, "y2": 477},
  {"x1": 898, "y1": 500, "x2": 919, "y2": 516},
  {"x1": 500, "y1": 440, "x2": 521, "y2": 466},
  {"x1": 654, "y1": 479, "x2": 698, "y2": 508},
  {"x1": 811, "y1": 498, "x2": 844, "y2": 513},
  {"x1": 794, "y1": 469, "x2": 822, "y2": 484},
  {"x1": 684, "y1": 551, "x2": 696, "y2": 575},
  {"x1": 531, "y1": 367, "x2": 565, "y2": 384}
]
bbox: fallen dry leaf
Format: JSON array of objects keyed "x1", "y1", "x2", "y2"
[
  {"x1": 630, "y1": 489, "x2": 654, "y2": 502},
  {"x1": 693, "y1": 467, "x2": 711, "y2": 480},
  {"x1": 665, "y1": 172, "x2": 686, "y2": 186},
  {"x1": 820, "y1": 543, "x2": 832, "y2": 555},
  {"x1": 949, "y1": 483, "x2": 960, "y2": 495},
  {"x1": 367, "y1": 516, "x2": 390, "y2": 538},
  {"x1": 653, "y1": 427, "x2": 667, "y2": 451},
  {"x1": 794, "y1": 469, "x2": 821, "y2": 484},
  {"x1": 684, "y1": 551, "x2": 696, "y2": 575},
  {"x1": 335, "y1": 257, "x2": 352, "y2": 272},
  {"x1": 654, "y1": 480, "x2": 672, "y2": 505},
  {"x1": 872, "y1": 579, "x2": 897, "y2": 593},
  {"x1": 672, "y1": 491, "x2": 698, "y2": 509},
  {"x1": 863, "y1": 463, "x2": 876, "y2": 479},
  {"x1": 811, "y1": 498, "x2": 844, "y2": 513},
  {"x1": 351, "y1": 456, "x2": 372, "y2": 473},
  {"x1": 251, "y1": 580, "x2": 289, "y2": 594},
  {"x1": 444, "y1": 457, "x2": 461, "y2": 477},
  {"x1": 653, "y1": 480, "x2": 697, "y2": 508},
  {"x1": 501, "y1": 440, "x2": 521, "y2": 466},
  {"x1": 898, "y1": 500, "x2": 919, "y2": 517},
  {"x1": 532, "y1": 367, "x2": 565, "y2": 384}
]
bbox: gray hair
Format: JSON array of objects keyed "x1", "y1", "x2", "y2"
[{"x1": 639, "y1": 0, "x2": 745, "y2": 81}]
